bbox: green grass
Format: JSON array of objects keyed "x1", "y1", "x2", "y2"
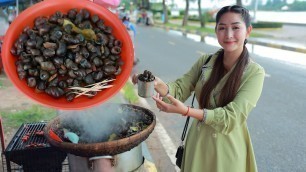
[
  {"x1": 0, "y1": 80, "x2": 3, "y2": 89},
  {"x1": 0, "y1": 105, "x2": 57, "y2": 131},
  {"x1": 122, "y1": 81, "x2": 139, "y2": 104},
  {"x1": 250, "y1": 32, "x2": 273, "y2": 38},
  {"x1": 156, "y1": 20, "x2": 271, "y2": 38},
  {"x1": 159, "y1": 22, "x2": 214, "y2": 34},
  {"x1": 195, "y1": 26, "x2": 215, "y2": 34}
]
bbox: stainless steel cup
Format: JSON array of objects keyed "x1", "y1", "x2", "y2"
[{"x1": 138, "y1": 78, "x2": 154, "y2": 98}]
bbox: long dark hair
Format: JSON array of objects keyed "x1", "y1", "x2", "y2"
[{"x1": 199, "y1": 5, "x2": 251, "y2": 109}]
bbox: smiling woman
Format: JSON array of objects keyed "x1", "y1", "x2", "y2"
[{"x1": 133, "y1": 5, "x2": 265, "y2": 172}]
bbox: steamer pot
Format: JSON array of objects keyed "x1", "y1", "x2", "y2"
[{"x1": 68, "y1": 143, "x2": 143, "y2": 172}]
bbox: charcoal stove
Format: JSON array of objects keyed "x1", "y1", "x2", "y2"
[{"x1": 4, "y1": 122, "x2": 67, "y2": 172}]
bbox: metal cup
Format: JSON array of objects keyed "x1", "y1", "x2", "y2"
[{"x1": 137, "y1": 78, "x2": 154, "y2": 98}]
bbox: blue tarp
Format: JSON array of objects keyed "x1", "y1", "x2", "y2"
[{"x1": 0, "y1": 0, "x2": 15, "y2": 7}]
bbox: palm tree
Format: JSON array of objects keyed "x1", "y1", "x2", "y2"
[
  {"x1": 198, "y1": 0, "x2": 205, "y2": 28},
  {"x1": 146, "y1": 0, "x2": 150, "y2": 9},
  {"x1": 139, "y1": 0, "x2": 150, "y2": 9},
  {"x1": 182, "y1": 0, "x2": 190, "y2": 26},
  {"x1": 236, "y1": 0, "x2": 242, "y2": 6},
  {"x1": 162, "y1": 0, "x2": 168, "y2": 23}
]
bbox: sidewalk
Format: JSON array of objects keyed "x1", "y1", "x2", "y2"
[{"x1": 156, "y1": 19, "x2": 306, "y2": 54}]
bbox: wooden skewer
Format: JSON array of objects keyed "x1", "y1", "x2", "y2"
[
  {"x1": 68, "y1": 83, "x2": 109, "y2": 90},
  {"x1": 67, "y1": 79, "x2": 115, "y2": 99},
  {"x1": 77, "y1": 84, "x2": 102, "y2": 97},
  {"x1": 85, "y1": 79, "x2": 116, "y2": 87},
  {"x1": 67, "y1": 79, "x2": 114, "y2": 90},
  {"x1": 74, "y1": 85, "x2": 113, "y2": 98},
  {"x1": 68, "y1": 87, "x2": 103, "y2": 91}
]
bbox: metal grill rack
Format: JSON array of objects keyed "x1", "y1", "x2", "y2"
[{"x1": 2, "y1": 122, "x2": 67, "y2": 172}]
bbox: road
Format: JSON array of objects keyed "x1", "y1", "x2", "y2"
[{"x1": 134, "y1": 26, "x2": 306, "y2": 172}]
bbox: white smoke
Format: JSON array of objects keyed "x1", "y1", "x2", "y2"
[{"x1": 58, "y1": 104, "x2": 144, "y2": 143}]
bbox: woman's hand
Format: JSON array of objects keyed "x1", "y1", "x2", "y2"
[
  {"x1": 154, "y1": 77, "x2": 168, "y2": 96},
  {"x1": 131, "y1": 74, "x2": 139, "y2": 84},
  {"x1": 132, "y1": 74, "x2": 168, "y2": 96},
  {"x1": 152, "y1": 93, "x2": 188, "y2": 115}
]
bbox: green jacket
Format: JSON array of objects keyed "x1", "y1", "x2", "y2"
[{"x1": 167, "y1": 50, "x2": 265, "y2": 172}]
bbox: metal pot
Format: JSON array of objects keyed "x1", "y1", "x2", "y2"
[{"x1": 68, "y1": 143, "x2": 144, "y2": 172}]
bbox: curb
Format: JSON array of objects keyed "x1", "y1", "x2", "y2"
[{"x1": 155, "y1": 25, "x2": 306, "y2": 54}]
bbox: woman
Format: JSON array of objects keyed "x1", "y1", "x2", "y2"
[
  {"x1": 122, "y1": 16, "x2": 136, "y2": 41},
  {"x1": 133, "y1": 5, "x2": 264, "y2": 172},
  {"x1": 121, "y1": 16, "x2": 139, "y2": 65}
]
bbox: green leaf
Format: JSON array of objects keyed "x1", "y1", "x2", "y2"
[
  {"x1": 63, "y1": 19, "x2": 97, "y2": 41},
  {"x1": 130, "y1": 126, "x2": 139, "y2": 132},
  {"x1": 108, "y1": 133, "x2": 117, "y2": 141}
]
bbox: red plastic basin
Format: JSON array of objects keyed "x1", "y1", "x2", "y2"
[{"x1": 1, "y1": 0, "x2": 134, "y2": 110}]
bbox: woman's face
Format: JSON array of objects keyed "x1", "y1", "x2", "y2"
[{"x1": 216, "y1": 12, "x2": 252, "y2": 53}]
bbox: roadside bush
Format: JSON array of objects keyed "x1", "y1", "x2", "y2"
[
  {"x1": 288, "y1": 1, "x2": 306, "y2": 11},
  {"x1": 171, "y1": 15, "x2": 183, "y2": 19},
  {"x1": 205, "y1": 12, "x2": 216, "y2": 22},
  {"x1": 177, "y1": 11, "x2": 215, "y2": 22},
  {"x1": 252, "y1": 22, "x2": 283, "y2": 28},
  {"x1": 151, "y1": 9, "x2": 163, "y2": 15},
  {"x1": 188, "y1": 15, "x2": 199, "y2": 21},
  {"x1": 154, "y1": 12, "x2": 162, "y2": 19},
  {"x1": 179, "y1": 10, "x2": 185, "y2": 16}
]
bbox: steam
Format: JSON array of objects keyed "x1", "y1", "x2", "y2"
[{"x1": 58, "y1": 104, "x2": 143, "y2": 143}]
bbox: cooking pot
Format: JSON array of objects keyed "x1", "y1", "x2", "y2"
[{"x1": 68, "y1": 143, "x2": 143, "y2": 172}]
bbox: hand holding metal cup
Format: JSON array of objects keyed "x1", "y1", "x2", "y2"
[{"x1": 137, "y1": 70, "x2": 155, "y2": 98}]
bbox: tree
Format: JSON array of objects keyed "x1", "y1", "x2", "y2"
[
  {"x1": 162, "y1": 0, "x2": 168, "y2": 23},
  {"x1": 138, "y1": 0, "x2": 150, "y2": 9},
  {"x1": 146, "y1": 0, "x2": 150, "y2": 9},
  {"x1": 198, "y1": 0, "x2": 205, "y2": 28},
  {"x1": 182, "y1": 0, "x2": 189, "y2": 26}
]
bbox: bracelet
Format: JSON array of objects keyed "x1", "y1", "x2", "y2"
[
  {"x1": 183, "y1": 106, "x2": 190, "y2": 116},
  {"x1": 200, "y1": 109, "x2": 207, "y2": 123}
]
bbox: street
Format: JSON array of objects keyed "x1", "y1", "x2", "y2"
[
  {"x1": 1, "y1": 6, "x2": 305, "y2": 171},
  {"x1": 134, "y1": 26, "x2": 306, "y2": 172}
]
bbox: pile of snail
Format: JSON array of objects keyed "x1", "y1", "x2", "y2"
[
  {"x1": 10, "y1": 8, "x2": 124, "y2": 101},
  {"x1": 138, "y1": 70, "x2": 155, "y2": 82}
]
